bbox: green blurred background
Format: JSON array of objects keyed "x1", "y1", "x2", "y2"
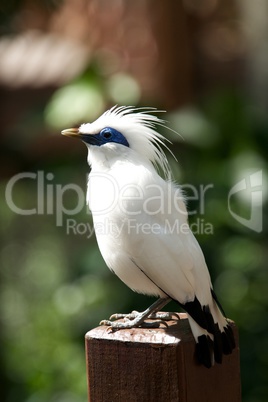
[{"x1": 0, "y1": 1, "x2": 267, "y2": 401}]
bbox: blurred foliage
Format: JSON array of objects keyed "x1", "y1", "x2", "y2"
[
  {"x1": 0, "y1": 3, "x2": 268, "y2": 402},
  {"x1": 45, "y1": 67, "x2": 140, "y2": 129}
]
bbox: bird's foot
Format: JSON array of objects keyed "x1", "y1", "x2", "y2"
[
  {"x1": 110, "y1": 311, "x2": 178, "y2": 321},
  {"x1": 100, "y1": 310, "x2": 178, "y2": 330}
]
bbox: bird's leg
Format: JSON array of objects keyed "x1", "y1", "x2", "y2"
[{"x1": 100, "y1": 297, "x2": 172, "y2": 329}]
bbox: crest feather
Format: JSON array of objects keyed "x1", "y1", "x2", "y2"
[{"x1": 80, "y1": 105, "x2": 176, "y2": 179}]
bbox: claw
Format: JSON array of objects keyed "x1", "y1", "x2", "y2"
[
  {"x1": 143, "y1": 320, "x2": 169, "y2": 328},
  {"x1": 99, "y1": 319, "x2": 112, "y2": 326}
]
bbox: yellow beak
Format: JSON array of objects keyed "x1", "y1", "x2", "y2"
[{"x1": 61, "y1": 128, "x2": 81, "y2": 138}]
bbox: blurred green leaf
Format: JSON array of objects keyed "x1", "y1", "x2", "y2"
[{"x1": 45, "y1": 80, "x2": 105, "y2": 129}]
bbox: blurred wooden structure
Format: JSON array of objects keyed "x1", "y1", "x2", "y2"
[{"x1": 85, "y1": 313, "x2": 241, "y2": 402}]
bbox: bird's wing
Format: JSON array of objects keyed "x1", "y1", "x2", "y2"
[{"x1": 122, "y1": 209, "x2": 212, "y2": 306}]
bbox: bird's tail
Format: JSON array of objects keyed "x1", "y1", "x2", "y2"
[{"x1": 183, "y1": 294, "x2": 236, "y2": 368}]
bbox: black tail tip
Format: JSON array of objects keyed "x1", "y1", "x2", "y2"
[
  {"x1": 222, "y1": 324, "x2": 236, "y2": 354},
  {"x1": 196, "y1": 334, "x2": 213, "y2": 368},
  {"x1": 196, "y1": 324, "x2": 236, "y2": 368}
]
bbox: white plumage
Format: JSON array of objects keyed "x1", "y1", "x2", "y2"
[{"x1": 62, "y1": 105, "x2": 235, "y2": 368}]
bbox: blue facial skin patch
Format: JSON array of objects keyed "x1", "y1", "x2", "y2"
[{"x1": 81, "y1": 127, "x2": 129, "y2": 148}]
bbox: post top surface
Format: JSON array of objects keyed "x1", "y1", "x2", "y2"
[{"x1": 85, "y1": 312, "x2": 194, "y2": 345}]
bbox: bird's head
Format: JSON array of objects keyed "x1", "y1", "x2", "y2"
[{"x1": 62, "y1": 106, "x2": 174, "y2": 178}]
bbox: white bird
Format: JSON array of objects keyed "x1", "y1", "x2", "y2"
[{"x1": 62, "y1": 105, "x2": 235, "y2": 368}]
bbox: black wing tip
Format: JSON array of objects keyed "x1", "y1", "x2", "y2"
[{"x1": 180, "y1": 297, "x2": 208, "y2": 330}]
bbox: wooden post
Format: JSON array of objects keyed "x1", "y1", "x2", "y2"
[{"x1": 85, "y1": 313, "x2": 241, "y2": 402}]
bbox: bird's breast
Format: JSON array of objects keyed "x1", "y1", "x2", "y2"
[{"x1": 87, "y1": 168, "x2": 187, "y2": 258}]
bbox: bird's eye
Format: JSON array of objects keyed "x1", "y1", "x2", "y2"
[
  {"x1": 103, "y1": 131, "x2": 112, "y2": 139},
  {"x1": 99, "y1": 126, "x2": 129, "y2": 147},
  {"x1": 100, "y1": 128, "x2": 113, "y2": 140}
]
